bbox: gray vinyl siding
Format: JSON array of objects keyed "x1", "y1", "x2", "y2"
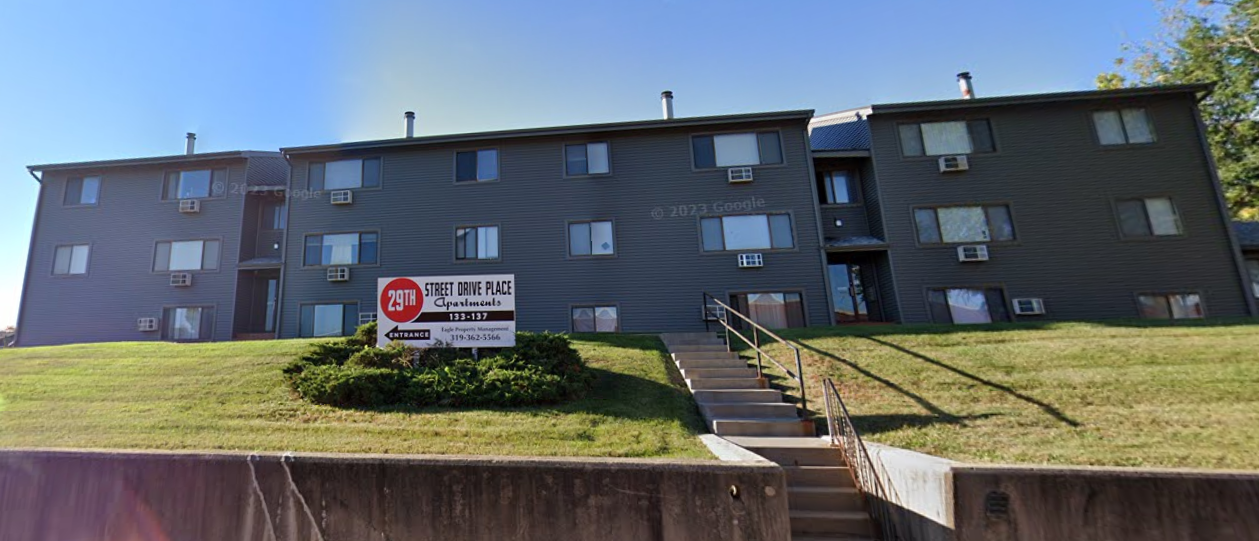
[
  {"x1": 820, "y1": 206, "x2": 871, "y2": 240},
  {"x1": 279, "y1": 119, "x2": 827, "y2": 336},
  {"x1": 868, "y1": 93, "x2": 1250, "y2": 323},
  {"x1": 18, "y1": 158, "x2": 250, "y2": 345}
]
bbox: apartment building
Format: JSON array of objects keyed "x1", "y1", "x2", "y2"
[{"x1": 15, "y1": 83, "x2": 1258, "y2": 346}]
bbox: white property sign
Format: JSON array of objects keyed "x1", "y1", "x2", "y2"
[{"x1": 376, "y1": 274, "x2": 516, "y2": 348}]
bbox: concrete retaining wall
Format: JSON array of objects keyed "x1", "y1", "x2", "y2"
[
  {"x1": 0, "y1": 449, "x2": 791, "y2": 541},
  {"x1": 865, "y1": 442, "x2": 956, "y2": 541},
  {"x1": 951, "y1": 465, "x2": 1259, "y2": 541}
]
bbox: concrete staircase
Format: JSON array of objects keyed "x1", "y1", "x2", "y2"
[{"x1": 660, "y1": 332, "x2": 875, "y2": 541}]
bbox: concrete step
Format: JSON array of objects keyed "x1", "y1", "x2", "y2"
[
  {"x1": 792, "y1": 536, "x2": 876, "y2": 541},
  {"x1": 672, "y1": 351, "x2": 742, "y2": 361},
  {"x1": 692, "y1": 389, "x2": 785, "y2": 403},
  {"x1": 790, "y1": 510, "x2": 874, "y2": 537},
  {"x1": 668, "y1": 344, "x2": 730, "y2": 353},
  {"x1": 680, "y1": 367, "x2": 759, "y2": 379},
  {"x1": 710, "y1": 418, "x2": 814, "y2": 437},
  {"x1": 727, "y1": 438, "x2": 845, "y2": 467},
  {"x1": 783, "y1": 466, "x2": 856, "y2": 488},
  {"x1": 659, "y1": 332, "x2": 721, "y2": 343},
  {"x1": 675, "y1": 358, "x2": 750, "y2": 370},
  {"x1": 700, "y1": 403, "x2": 798, "y2": 419},
  {"x1": 687, "y1": 377, "x2": 764, "y2": 390},
  {"x1": 788, "y1": 486, "x2": 864, "y2": 511}
]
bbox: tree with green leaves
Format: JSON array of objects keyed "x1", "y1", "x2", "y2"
[{"x1": 1100, "y1": 0, "x2": 1259, "y2": 219}]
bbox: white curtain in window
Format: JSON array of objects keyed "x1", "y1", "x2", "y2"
[
  {"x1": 595, "y1": 306, "x2": 618, "y2": 332},
  {"x1": 748, "y1": 293, "x2": 788, "y2": 329},
  {"x1": 478, "y1": 226, "x2": 499, "y2": 259},
  {"x1": 324, "y1": 159, "x2": 363, "y2": 190},
  {"x1": 1121, "y1": 108, "x2": 1154, "y2": 143},
  {"x1": 722, "y1": 215, "x2": 771, "y2": 250},
  {"x1": 69, "y1": 245, "x2": 90, "y2": 274},
  {"x1": 1169, "y1": 294, "x2": 1203, "y2": 319},
  {"x1": 946, "y1": 289, "x2": 991, "y2": 324},
  {"x1": 1144, "y1": 198, "x2": 1181, "y2": 236},
  {"x1": 313, "y1": 305, "x2": 344, "y2": 337},
  {"x1": 169, "y1": 241, "x2": 204, "y2": 271},
  {"x1": 920, "y1": 121, "x2": 971, "y2": 155},
  {"x1": 572, "y1": 308, "x2": 595, "y2": 332},
  {"x1": 1093, "y1": 111, "x2": 1126, "y2": 145},
  {"x1": 587, "y1": 143, "x2": 610, "y2": 174},
  {"x1": 81, "y1": 176, "x2": 100, "y2": 204},
  {"x1": 590, "y1": 221, "x2": 614, "y2": 255},
  {"x1": 713, "y1": 133, "x2": 760, "y2": 166},
  {"x1": 323, "y1": 233, "x2": 359, "y2": 265},
  {"x1": 937, "y1": 207, "x2": 989, "y2": 243},
  {"x1": 173, "y1": 307, "x2": 201, "y2": 340}
]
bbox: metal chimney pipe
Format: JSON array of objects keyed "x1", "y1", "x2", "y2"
[
  {"x1": 661, "y1": 91, "x2": 674, "y2": 119},
  {"x1": 185, "y1": 132, "x2": 196, "y2": 155},
  {"x1": 957, "y1": 72, "x2": 975, "y2": 99},
  {"x1": 404, "y1": 111, "x2": 415, "y2": 138}
]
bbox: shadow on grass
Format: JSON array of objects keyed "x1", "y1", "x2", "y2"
[
  {"x1": 860, "y1": 336, "x2": 1082, "y2": 428},
  {"x1": 850, "y1": 412, "x2": 1000, "y2": 435}
]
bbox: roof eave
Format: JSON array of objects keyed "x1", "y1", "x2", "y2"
[
  {"x1": 281, "y1": 110, "x2": 815, "y2": 156},
  {"x1": 27, "y1": 150, "x2": 281, "y2": 175},
  {"x1": 869, "y1": 84, "x2": 1213, "y2": 116}
]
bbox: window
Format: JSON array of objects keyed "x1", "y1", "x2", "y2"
[
  {"x1": 1247, "y1": 259, "x2": 1259, "y2": 299},
  {"x1": 1116, "y1": 197, "x2": 1183, "y2": 237},
  {"x1": 163, "y1": 169, "x2": 225, "y2": 200},
  {"x1": 162, "y1": 306, "x2": 213, "y2": 341},
  {"x1": 455, "y1": 149, "x2": 499, "y2": 182},
  {"x1": 299, "y1": 303, "x2": 359, "y2": 337},
  {"x1": 565, "y1": 142, "x2": 610, "y2": 176},
  {"x1": 307, "y1": 158, "x2": 381, "y2": 191},
  {"x1": 1094, "y1": 108, "x2": 1155, "y2": 145},
  {"x1": 692, "y1": 132, "x2": 783, "y2": 168},
  {"x1": 927, "y1": 288, "x2": 1010, "y2": 324},
  {"x1": 899, "y1": 120, "x2": 995, "y2": 157},
  {"x1": 303, "y1": 233, "x2": 378, "y2": 266},
  {"x1": 262, "y1": 200, "x2": 286, "y2": 230},
  {"x1": 572, "y1": 305, "x2": 619, "y2": 332},
  {"x1": 154, "y1": 240, "x2": 221, "y2": 271},
  {"x1": 819, "y1": 170, "x2": 858, "y2": 204},
  {"x1": 700, "y1": 214, "x2": 794, "y2": 251},
  {"x1": 455, "y1": 226, "x2": 500, "y2": 260},
  {"x1": 64, "y1": 176, "x2": 100, "y2": 206},
  {"x1": 569, "y1": 221, "x2": 615, "y2": 256},
  {"x1": 914, "y1": 205, "x2": 1015, "y2": 244},
  {"x1": 53, "y1": 244, "x2": 90, "y2": 275},
  {"x1": 729, "y1": 292, "x2": 806, "y2": 329},
  {"x1": 1137, "y1": 293, "x2": 1204, "y2": 319}
]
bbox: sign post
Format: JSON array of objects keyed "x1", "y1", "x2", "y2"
[{"x1": 376, "y1": 274, "x2": 516, "y2": 348}]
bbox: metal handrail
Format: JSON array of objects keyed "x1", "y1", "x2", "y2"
[
  {"x1": 701, "y1": 292, "x2": 807, "y2": 414},
  {"x1": 823, "y1": 377, "x2": 902, "y2": 541}
]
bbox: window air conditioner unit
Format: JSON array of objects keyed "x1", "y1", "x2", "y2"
[
  {"x1": 330, "y1": 190, "x2": 353, "y2": 205},
  {"x1": 137, "y1": 317, "x2": 159, "y2": 332},
  {"x1": 938, "y1": 155, "x2": 970, "y2": 173},
  {"x1": 169, "y1": 272, "x2": 193, "y2": 287},
  {"x1": 737, "y1": 252, "x2": 764, "y2": 268},
  {"x1": 327, "y1": 266, "x2": 350, "y2": 282},
  {"x1": 956, "y1": 245, "x2": 990, "y2": 262},
  {"x1": 727, "y1": 167, "x2": 754, "y2": 183},
  {"x1": 1013, "y1": 298, "x2": 1046, "y2": 316},
  {"x1": 178, "y1": 199, "x2": 201, "y2": 213},
  {"x1": 702, "y1": 303, "x2": 726, "y2": 321}
]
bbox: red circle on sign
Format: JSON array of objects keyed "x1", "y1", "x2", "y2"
[{"x1": 380, "y1": 278, "x2": 424, "y2": 323}]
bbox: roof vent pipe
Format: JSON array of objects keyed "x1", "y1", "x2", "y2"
[
  {"x1": 404, "y1": 111, "x2": 415, "y2": 138},
  {"x1": 185, "y1": 132, "x2": 196, "y2": 155},
  {"x1": 661, "y1": 90, "x2": 674, "y2": 119},
  {"x1": 957, "y1": 72, "x2": 975, "y2": 99}
]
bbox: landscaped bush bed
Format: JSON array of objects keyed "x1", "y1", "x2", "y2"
[{"x1": 283, "y1": 322, "x2": 595, "y2": 408}]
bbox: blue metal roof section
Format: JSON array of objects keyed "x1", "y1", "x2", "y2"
[
  {"x1": 1234, "y1": 221, "x2": 1259, "y2": 248},
  {"x1": 809, "y1": 108, "x2": 872, "y2": 151}
]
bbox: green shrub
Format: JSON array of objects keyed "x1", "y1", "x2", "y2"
[
  {"x1": 348, "y1": 321, "x2": 378, "y2": 348},
  {"x1": 285, "y1": 330, "x2": 595, "y2": 409}
]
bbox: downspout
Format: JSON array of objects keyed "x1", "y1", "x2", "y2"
[
  {"x1": 14, "y1": 169, "x2": 46, "y2": 346},
  {"x1": 1191, "y1": 88, "x2": 1259, "y2": 316}
]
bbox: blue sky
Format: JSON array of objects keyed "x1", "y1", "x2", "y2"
[{"x1": 0, "y1": 0, "x2": 1160, "y2": 326}]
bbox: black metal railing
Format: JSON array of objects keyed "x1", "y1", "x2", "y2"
[
  {"x1": 701, "y1": 292, "x2": 807, "y2": 414},
  {"x1": 823, "y1": 377, "x2": 902, "y2": 540}
]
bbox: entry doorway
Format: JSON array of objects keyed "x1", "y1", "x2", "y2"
[{"x1": 827, "y1": 254, "x2": 884, "y2": 324}]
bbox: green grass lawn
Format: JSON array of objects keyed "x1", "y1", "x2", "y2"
[
  {"x1": 0, "y1": 335, "x2": 711, "y2": 459},
  {"x1": 752, "y1": 319, "x2": 1259, "y2": 469}
]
